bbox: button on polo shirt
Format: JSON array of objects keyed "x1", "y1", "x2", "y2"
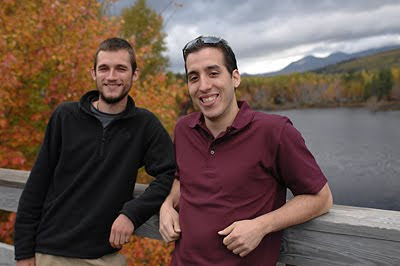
[{"x1": 172, "y1": 101, "x2": 327, "y2": 266}]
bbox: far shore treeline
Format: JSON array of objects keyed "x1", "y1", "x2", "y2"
[
  {"x1": 238, "y1": 49, "x2": 400, "y2": 110},
  {"x1": 0, "y1": 0, "x2": 399, "y2": 265}
]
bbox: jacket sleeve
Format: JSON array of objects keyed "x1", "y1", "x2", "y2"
[
  {"x1": 14, "y1": 108, "x2": 62, "y2": 260},
  {"x1": 120, "y1": 115, "x2": 175, "y2": 229}
]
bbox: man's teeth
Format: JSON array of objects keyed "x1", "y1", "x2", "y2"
[{"x1": 202, "y1": 95, "x2": 217, "y2": 103}]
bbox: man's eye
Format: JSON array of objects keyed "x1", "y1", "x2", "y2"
[
  {"x1": 189, "y1": 76, "x2": 198, "y2": 82},
  {"x1": 210, "y1": 72, "x2": 219, "y2": 76}
]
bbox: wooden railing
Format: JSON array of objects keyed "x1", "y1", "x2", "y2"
[{"x1": 0, "y1": 168, "x2": 399, "y2": 265}]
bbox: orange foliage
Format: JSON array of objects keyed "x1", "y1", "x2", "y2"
[
  {"x1": 120, "y1": 236, "x2": 174, "y2": 265},
  {"x1": 132, "y1": 72, "x2": 185, "y2": 134},
  {"x1": 0, "y1": 0, "x2": 121, "y2": 170},
  {"x1": 0, "y1": 212, "x2": 15, "y2": 245}
]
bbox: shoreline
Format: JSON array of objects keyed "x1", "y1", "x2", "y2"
[{"x1": 257, "y1": 100, "x2": 400, "y2": 112}]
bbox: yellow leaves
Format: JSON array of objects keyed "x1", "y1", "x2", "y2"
[
  {"x1": 120, "y1": 236, "x2": 173, "y2": 265},
  {"x1": 0, "y1": 0, "x2": 123, "y2": 169},
  {"x1": 131, "y1": 72, "x2": 186, "y2": 135},
  {"x1": 0, "y1": 0, "x2": 186, "y2": 171}
]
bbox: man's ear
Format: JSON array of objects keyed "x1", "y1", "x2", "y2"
[
  {"x1": 132, "y1": 68, "x2": 140, "y2": 82},
  {"x1": 232, "y1": 69, "x2": 241, "y2": 88},
  {"x1": 91, "y1": 68, "x2": 96, "y2": 81}
]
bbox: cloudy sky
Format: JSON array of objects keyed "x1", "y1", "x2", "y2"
[{"x1": 110, "y1": 0, "x2": 400, "y2": 75}]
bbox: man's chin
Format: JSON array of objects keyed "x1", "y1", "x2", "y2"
[
  {"x1": 100, "y1": 92, "x2": 129, "y2": 104},
  {"x1": 103, "y1": 97, "x2": 123, "y2": 104}
]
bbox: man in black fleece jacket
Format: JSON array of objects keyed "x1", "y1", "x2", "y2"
[{"x1": 14, "y1": 38, "x2": 175, "y2": 266}]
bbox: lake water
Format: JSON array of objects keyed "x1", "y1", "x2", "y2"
[{"x1": 267, "y1": 108, "x2": 400, "y2": 211}]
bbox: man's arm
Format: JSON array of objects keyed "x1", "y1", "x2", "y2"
[
  {"x1": 219, "y1": 183, "x2": 333, "y2": 257},
  {"x1": 159, "y1": 178, "x2": 181, "y2": 242},
  {"x1": 115, "y1": 113, "x2": 175, "y2": 246},
  {"x1": 14, "y1": 109, "x2": 62, "y2": 262}
]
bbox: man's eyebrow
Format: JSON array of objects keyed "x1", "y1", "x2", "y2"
[
  {"x1": 187, "y1": 65, "x2": 221, "y2": 76},
  {"x1": 206, "y1": 65, "x2": 221, "y2": 71},
  {"x1": 97, "y1": 63, "x2": 129, "y2": 69},
  {"x1": 187, "y1": 70, "x2": 198, "y2": 77}
]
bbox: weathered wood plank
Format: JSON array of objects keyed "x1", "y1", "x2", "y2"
[
  {"x1": 280, "y1": 225, "x2": 400, "y2": 265},
  {"x1": 135, "y1": 214, "x2": 162, "y2": 240},
  {"x1": 0, "y1": 168, "x2": 148, "y2": 194},
  {"x1": 0, "y1": 243, "x2": 14, "y2": 266},
  {"x1": 0, "y1": 186, "x2": 22, "y2": 213},
  {"x1": 0, "y1": 169, "x2": 28, "y2": 189},
  {"x1": 278, "y1": 206, "x2": 400, "y2": 264},
  {"x1": 296, "y1": 205, "x2": 400, "y2": 241}
]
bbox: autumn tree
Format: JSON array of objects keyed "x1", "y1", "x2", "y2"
[
  {"x1": 1, "y1": 1, "x2": 185, "y2": 265},
  {"x1": 120, "y1": 0, "x2": 168, "y2": 79},
  {"x1": 0, "y1": 0, "x2": 185, "y2": 170},
  {"x1": 0, "y1": 0, "x2": 121, "y2": 251},
  {"x1": 0, "y1": 0, "x2": 123, "y2": 169}
]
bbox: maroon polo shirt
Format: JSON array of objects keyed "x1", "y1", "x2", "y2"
[{"x1": 171, "y1": 101, "x2": 327, "y2": 266}]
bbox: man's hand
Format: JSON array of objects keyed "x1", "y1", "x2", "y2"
[
  {"x1": 218, "y1": 219, "x2": 265, "y2": 257},
  {"x1": 159, "y1": 201, "x2": 181, "y2": 242},
  {"x1": 109, "y1": 214, "x2": 134, "y2": 249},
  {"x1": 16, "y1": 257, "x2": 35, "y2": 266}
]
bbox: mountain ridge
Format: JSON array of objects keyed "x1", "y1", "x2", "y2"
[{"x1": 254, "y1": 44, "x2": 400, "y2": 77}]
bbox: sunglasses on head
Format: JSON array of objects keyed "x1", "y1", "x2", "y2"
[{"x1": 182, "y1": 36, "x2": 223, "y2": 56}]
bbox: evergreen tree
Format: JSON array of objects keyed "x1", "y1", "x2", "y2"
[
  {"x1": 377, "y1": 68, "x2": 393, "y2": 100},
  {"x1": 365, "y1": 69, "x2": 393, "y2": 100}
]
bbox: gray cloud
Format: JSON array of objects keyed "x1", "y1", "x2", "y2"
[{"x1": 111, "y1": 0, "x2": 400, "y2": 74}]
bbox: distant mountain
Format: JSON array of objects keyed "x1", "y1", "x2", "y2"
[
  {"x1": 315, "y1": 47, "x2": 400, "y2": 74},
  {"x1": 261, "y1": 45, "x2": 400, "y2": 77}
]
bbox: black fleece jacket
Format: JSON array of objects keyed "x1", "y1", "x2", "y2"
[{"x1": 14, "y1": 91, "x2": 175, "y2": 260}]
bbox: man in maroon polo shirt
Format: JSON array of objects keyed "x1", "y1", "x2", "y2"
[{"x1": 159, "y1": 36, "x2": 333, "y2": 265}]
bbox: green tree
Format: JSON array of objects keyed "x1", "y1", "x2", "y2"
[
  {"x1": 377, "y1": 68, "x2": 394, "y2": 100},
  {"x1": 365, "y1": 69, "x2": 393, "y2": 100},
  {"x1": 120, "y1": 0, "x2": 168, "y2": 79}
]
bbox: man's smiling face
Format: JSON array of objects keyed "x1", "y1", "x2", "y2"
[
  {"x1": 92, "y1": 49, "x2": 138, "y2": 104},
  {"x1": 186, "y1": 47, "x2": 240, "y2": 123}
]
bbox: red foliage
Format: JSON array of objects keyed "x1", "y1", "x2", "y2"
[
  {"x1": 0, "y1": 212, "x2": 15, "y2": 245},
  {"x1": 120, "y1": 236, "x2": 174, "y2": 265}
]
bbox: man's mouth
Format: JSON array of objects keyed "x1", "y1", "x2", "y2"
[{"x1": 200, "y1": 94, "x2": 218, "y2": 103}]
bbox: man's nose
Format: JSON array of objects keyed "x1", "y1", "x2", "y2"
[
  {"x1": 107, "y1": 69, "x2": 117, "y2": 79},
  {"x1": 199, "y1": 76, "x2": 212, "y2": 92}
]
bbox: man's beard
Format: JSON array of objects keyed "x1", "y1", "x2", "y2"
[
  {"x1": 98, "y1": 83, "x2": 131, "y2": 104},
  {"x1": 99, "y1": 89, "x2": 130, "y2": 104}
]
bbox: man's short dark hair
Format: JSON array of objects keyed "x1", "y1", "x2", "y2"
[
  {"x1": 182, "y1": 36, "x2": 238, "y2": 77},
  {"x1": 93, "y1": 37, "x2": 137, "y2": 73}
]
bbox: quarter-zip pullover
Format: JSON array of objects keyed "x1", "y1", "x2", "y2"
[{"x1": 14, "y1": 90, "x2": 175, "y2": 260}]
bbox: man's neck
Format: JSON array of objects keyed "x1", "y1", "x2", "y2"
[
  {"x1": 94, "y1": 97, "x2": 128, "y2": 114},
  {"x1": 205, "y1": 105, "x2": 240, "y2": 138}
]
